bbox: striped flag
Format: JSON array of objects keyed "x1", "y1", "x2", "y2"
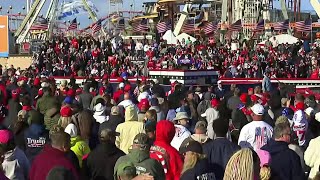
[
  {"x1": 68, "y1": 18, "x2": 78, "y2": 30},
  {"x1": 92, "y1": 20, "x2": 102, "y2": 34},
  {"x1": 295, "y1": 19, "x2": 312, "y2": 32},
  {"x1": 253, "y1": 19, "x2": 265, "y2": 32},
  {"x1": 182, "y1": 20, "x2": 195, "y2": 32},
  {"x1": 273, "y1": 19, "x2": 289, "y2": 31},
  {"x1": 133, "y1": 19, "x2": 149, "y2": 32},
  {"x1": 203, "y1": 21, "x2": 218, "y2": 34},
  {"x1": 157, "y1": 21, "x2": 171, "y2": 33},
  {"x1": 30, "y1": 22, "x2": 48, "y2": 31},
  {"x1": 229, "y1": 19, "x2": 242, "y2": 32}
]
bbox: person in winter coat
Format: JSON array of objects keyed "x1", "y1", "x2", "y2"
[
  {"x1": 203, "y1": 117, "x2": 240, "y2": 180},
  {"x1": 1, "y1": 130, "x2": 30, "y2": 180},
  {"x1": 149, "y1": 98, "x2": 165, "y2": 121},
  {"x1": 36, "y1": 87, "x2": 59, "y2": 115},
  {"x1": 197, "y1": 92, "x2": 212, "y2": 117},
  {"x1": 261, "y1": 120, "x2": 305, "y2": 180},
  {"x1": 5, "y1": 89, "x2": 21, "y2": 127},
  {"x1": 78, "y1": 83, "x2": 93, "y2": 110},
  {"x1": 99, "y1": 106, "x2": 124, "y2": 132},
  {"x1": 23, "y1": 110, "x2": 49, "y2": 163},
  {"x1": 114, "y1": 133, "x2": 165, "y2": 180},
  {"x1": 82, "y1": 127, "x2": 125, "y2": 180},
  {"x1": 150, "y1": 120, "x2": 183, "y2": 180},
  {"x1": 180, "y1": 141, "x2": 215, "y2": 180},
  {"x1": 11, "y1": 110, "x2": 29, "y2": 152},
  {"x1": 116, "y1": 105, "x2": 145, "y2": 154},
  {"x1": 29, "y1": 125, "x2": 78, "y2": 180},
  {"x1": 64, "y1": 124, "x2": 90, "y2": 167}
]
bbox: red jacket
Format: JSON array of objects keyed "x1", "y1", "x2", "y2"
[
  {"x1": 29, "y1": 145, "x2": 79, "y2": 180},
  {"x1": 150, "y1": 120, "x2": 183, "y2": 180}
]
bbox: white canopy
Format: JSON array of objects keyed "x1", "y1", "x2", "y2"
[
  {"x1": 162, "y1": 30, "x2": 177, "y2": 45},
  {"x1": 258, "y1": 34, "x2": 301, "y2": 46},
  {"x1": 176, "y1": 33, "x2": 196, "y2": 43}
]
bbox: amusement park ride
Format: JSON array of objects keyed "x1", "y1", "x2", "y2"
[{"x1": 4, "y1": 0, "x2": 320, "y2": 44}]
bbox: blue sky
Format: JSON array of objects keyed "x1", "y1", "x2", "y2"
[{"x1": 0, "y1": 0, "x2": 316, "y2": 28}]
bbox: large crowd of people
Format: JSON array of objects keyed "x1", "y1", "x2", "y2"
[{"x1": 0, "y1": 34, "x2": 318, "y2": 180}]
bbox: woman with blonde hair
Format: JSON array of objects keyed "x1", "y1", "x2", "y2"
[
  {"x1": 180, "y1": 140, "x2": 215, "y2": 180},
  {"x1": 223, "y1": 148, "x2": 260, "y2": 180},
  {"x1": 58, "y1": 106, "x2": 73, "y2": 129},
  {"x1": 144, "y1": 109, "x2": 157, "y2": 123}
]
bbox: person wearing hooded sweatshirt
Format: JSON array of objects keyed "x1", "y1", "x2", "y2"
[
  {"x1": 150, "y1": 120, "x2": 183, "y2": 180},
  {"x1": 149, "y1": 98, "x2": 165, "y2": 122},
  {"x1": 93, "y1": 103, "x2": 108, "y2": 124},
  {"x1": 116, "y1": 105, "x2": 145, "y2": 154},
  {"x1": 64, "y1": 124, "x2": 90, "y2": 167},
  {"x1": 114, "y1": 133, "x2": 165, "y2": 180},
  {"x1": 23, "y1": 110, "x2": 49, "y2": 163},
  {"x1": 261, "y1": 121, "x2": 305, "y2": 180}
]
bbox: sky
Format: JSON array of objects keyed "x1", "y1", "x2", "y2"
[{"x1": 0, "y1": 0, "x2": 316, "y2": 28}]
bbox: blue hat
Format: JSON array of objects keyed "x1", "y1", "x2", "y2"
[{"x1": 64, "y1": 96, "x2": 73, "y2": 104}]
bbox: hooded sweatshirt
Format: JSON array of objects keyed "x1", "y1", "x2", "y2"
[
  {"x1": 24, "y1": 124, "x2": 49, "y2": 163},
  {"x1": 116, "y1": 105, "x2": 145, "y2": 154},
  {"x1": 261, "y1": 139, "x2": 305, "y2": 180},
  {"x1": 150, "y1": 120, "x2": 183, "y2": 180},
  {"x1": 114, "y1": 149, "x2": 165, "y2": 180}
]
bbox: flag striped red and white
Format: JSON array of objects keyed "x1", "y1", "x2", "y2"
[
  {"x1": 92, "y1": 20, "x2": 102, "y2": 34},
  {"x1": 133, "y1": 19, "x2": 149, "y2": 32},
  {"x1": 203, "y1": 21, "x2": 218, "y2": 34},
  {"x1": 253, "y1": 19, "x2": 265, "y2": 32},
  {"x1": 295, "y1": 19, "x2": 312, "y2": 32},
  {"x1": 255, "y1": 127, "x2": 267, "y2": 150},
  {"x1": 273, "y1": 19, "x2": 289, "y2": 31},
  {"x1": 182, "y1": 21, "x2": 195, "y2": 32},
  {"x1": 68, "y1": 18, "x2": 78, "y2": 30},
  {"x1": 229, "y1": 19, "x2": 242, "y2": 32},
  {"x1": 29, "y1": 22, "x2": 48, "y2": 31},
  {"x1": 157, "y1": 21, "x2": 171, "y2": 33}
]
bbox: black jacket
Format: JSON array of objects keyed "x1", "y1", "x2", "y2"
[
  {"x1": 83, "y1": 142, "x2": 125, "y2": 180},
  {"x1": 180, "y1": 159, "x2": 216, "y2": 180},
  {"x1": 99, "y1": 115, "x2": 124, "y2": 132},
  {"x1": 261, "y1": 139, "x2": 306, "y2": 180},
  {"x1": 24, "y1": 124, "x2": 49, "y2": 163},
  {"x1": 78, "y1": 92, "x2": 93, "y2": 110},
  {"x1": 203, "y1": 138, "x2": 240, "y2": 180}
]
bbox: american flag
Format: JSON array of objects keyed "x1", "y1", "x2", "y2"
[
  {"x1": 254, "y1": 127, "x2": 268, "y2": 150},
  {"x1": 67, "y1": 18, "x2": 78, "y2": 30},
  {"x1": 295, "y1": 18, "x2": 312, "y2": 32},
  {"x1": 253, "y1": 19, "x2": 265, "y2": 32},
  {"x1": 203, "y1": 21, "x2": 218, "y2": 35},
  {"x1": 273, "y1": 19, "x2": 289, "y2": 31},
  {"x1": 29, "y1": 22, "x2": 48, "y2": 31},
  {"x1": 157, "y1": 21, "x2": 171, "y2": 34},
  {"x1": 92, "y1": 20, "x2": 102, "y2": 34},
  {"x1": 133, "y1": 19, "x2": 149, "y2": 32},
  {"x1": 228, "y1": 19, "x2": 242, "y2": 32},
  {"x1": 182, "y1": 20, "x2": 195, "y2": 32},
  {"x1": 117, "y1": 18, "x2": 125, "y2": 30}
]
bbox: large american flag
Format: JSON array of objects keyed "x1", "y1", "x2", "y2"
[
  {"x1": 67, "y1": 18, "x2": 77, "y2": 30},
  {"x1": 182, "y1": 20, "x2": 195, "y2": 32},
  {"x1": 253, "y1": 19, "x2": 265, "y2": 32},
  {"x1": 157, "y1": 21, "x2": 171, "y2": 33},
  {"x1": 133, "y1": 19, "x2": 149, "y2": 32},
  {"x1": 92, "y1": 20, "x2": 102, "y2": 34},
  {"x1": 273, "y1": 19, "x2": 289, "y2": 31},
  {"x1": 203, "y1": 21, "x2": 218, "y2": 34},
  {"x1": 229, "y1": 19, "x2": 242, "y2": 32},
  {"x1": 29, "y1": 22, "x2": 48, "y2": 31},
  {"x1": 295, "y1": 19, "x2": 312, "y2": 32}
]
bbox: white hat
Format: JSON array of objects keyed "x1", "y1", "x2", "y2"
[
  {"x1": 65, "y1": 124, "x2": 78, "y2": 138},
  {"x1": 173, "y1": 112, "x2": 190, "y2": 121},
  {"x1": 315, "y1": 112, "x2": 320, "y2": 123},
  {"x1": 94, "y1": 103, "x2": 106, "y2": 116},
  {"x1": 119, "y1": 82, "x2": 125, "y2": 89},
  {"x1": 305, "y1": 107, "x2": 314, "y2": 117},
  {"x1": 41, "y1": 82, "x2": 50, "y2": 88},
  {"x1": 251, "y1": 104, "x2": 265, "y2": 115}
]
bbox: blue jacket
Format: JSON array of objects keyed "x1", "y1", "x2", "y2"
[
  {"x1": 24, "y1": 124, "x2": 49, "y2": 163},
  {"x1": 180, "y1": 159, "x2": 216, "y2": 180},
  {"x1": 261, "y1": 139, "x2": 306, "y2": 180},
  {"x1": 203, "y1": 138, "x2": 240, "y2": 180}
]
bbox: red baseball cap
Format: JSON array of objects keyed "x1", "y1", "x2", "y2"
[
  {"x1": 211, "y1": 99, "x2": 219, "y2": 107},
  {"x1": 60, "y1": 106, "x2": 73, "y2": 117}
]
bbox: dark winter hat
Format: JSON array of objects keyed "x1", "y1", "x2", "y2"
[
  {"x1": 133, "y1": 133, "x2": 149, "y2": 146},
  {"x1": 180, "y1": 140, "x2": 203, "y2": 154},
  {"x1": 46, "y1": 166, "x2": 75, "y2": 180}
]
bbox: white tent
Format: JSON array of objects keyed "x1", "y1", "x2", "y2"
[
  {"x1": 162, "y1": 30, "x2": 177, "y2": 45},
  {"x1": 176, "y1": 33, "x2": 196, "y2": 43},
  {"x1": 258, "y1": 34, "x2": 301, "y2": 46}
]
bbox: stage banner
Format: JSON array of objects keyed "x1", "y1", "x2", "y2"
[{"x1": 0, "y1": 16, "x2": 8, "y2": 58}]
